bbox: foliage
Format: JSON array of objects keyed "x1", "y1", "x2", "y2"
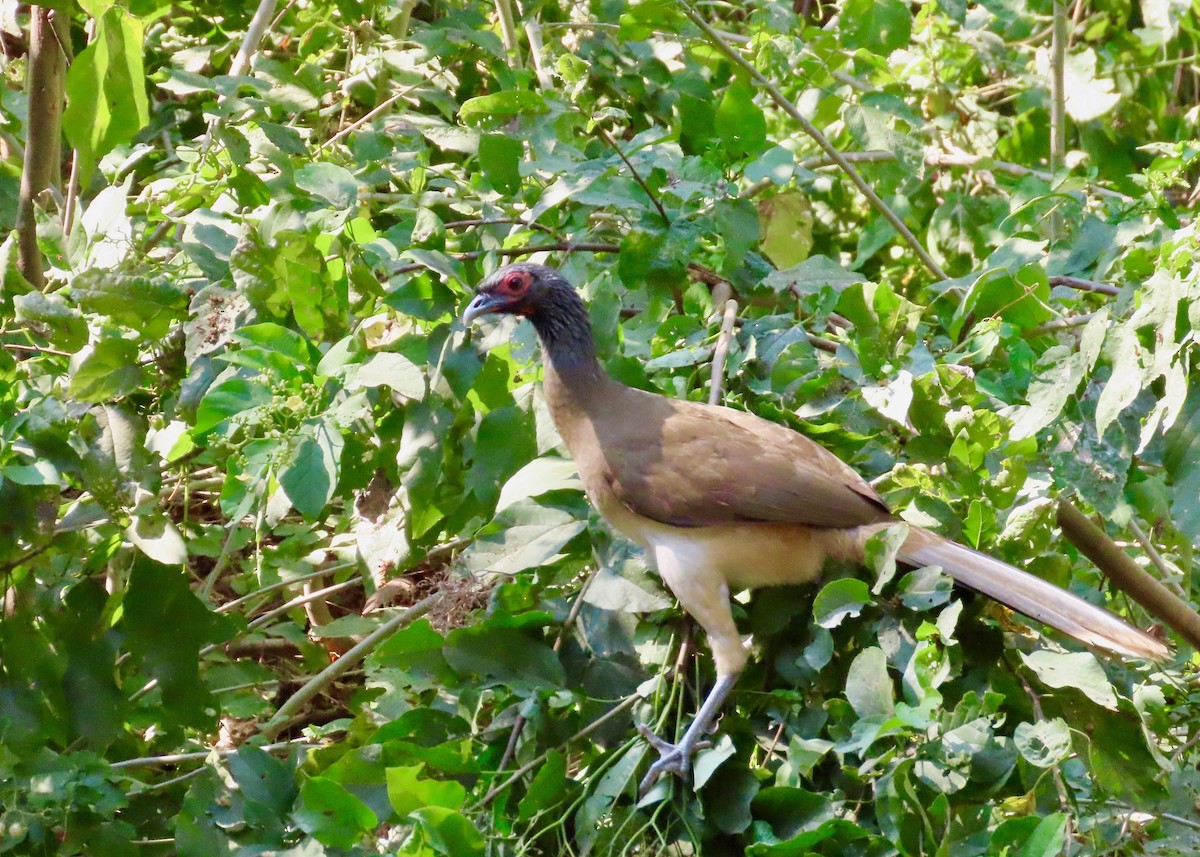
[{"x1": 3, "y1": 0, "x2": 1200, "y2": 854}]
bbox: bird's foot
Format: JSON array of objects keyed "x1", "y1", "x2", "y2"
[{"x1": 636, "y1": 724, "x2": 711, "y2": 798}]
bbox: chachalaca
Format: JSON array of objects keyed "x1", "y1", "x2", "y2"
[{"x1": 463, "y1": 262, "x2": 1170, "y2": 794}]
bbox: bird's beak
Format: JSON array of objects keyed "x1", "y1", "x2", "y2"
[{"x1": 462, "y1": 292, "x2": 505, "y2": 326}]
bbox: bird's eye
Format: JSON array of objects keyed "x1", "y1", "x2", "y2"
[{"x1": 501, "y1": 272, "x2": 527, "y2": 294}]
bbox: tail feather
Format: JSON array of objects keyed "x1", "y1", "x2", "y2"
[{"x1": 898, "y1": 527, "x2": 1169, "y2": 661}]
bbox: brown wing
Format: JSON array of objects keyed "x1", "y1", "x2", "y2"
[{"x1": 589, "y1": 388, "x2": 893, "y2": 529}]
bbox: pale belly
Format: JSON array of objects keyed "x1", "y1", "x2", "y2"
[{"x1": 591, "y1": 485, "x2": 866, "y2": 590}]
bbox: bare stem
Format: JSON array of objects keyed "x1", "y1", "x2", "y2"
[
  {"x1": 679, "y1": 2, "x2": 949, "y2": 281},
  {"x1": 708, "y1": 299, "x2": 739, "y2": 406}
]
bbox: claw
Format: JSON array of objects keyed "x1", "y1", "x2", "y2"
[{"x1": 636, "y1": 724, "x2": 712, "y2": 798}]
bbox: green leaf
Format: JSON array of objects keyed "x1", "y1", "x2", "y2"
[
  {"x1": 478, "y1": 133, "x2": 522, "y2": 195},
  {"x1": 126, "y1": 513, "x2": 188, "y2": 565},
  {"x1": 410, "y1": 806, "x2": 485, "y2": 856},
  {"x1": 496, "y1": 456, "x2": 582, "y2": 512},
  {"x1": 712, "y1": 197, "x2": 760, "y2": 269},
  {"x1": 295, "y1": 776, "x2": 377, "y2": 849},
  {"x1": 1013, "y1": 718, "x2": 1071, "y2": 767},
  {"x1": 232, "y1": 323, "x2": 318, "y2": 366},
  {"x1": 385, "y1": 765, "x2": 467, "y2": 816},
  {"x1": 280, "y1": 421, "x2": 343, "y2": 518},
  {"x1": 465, "y1": 405, "x2": 537, "y2": 507},
  {"x1": 619, "y1": 223, "x2": 695, "y2": 288},
  {"x1": 812, "y1": 578, "x2": 871, "y2": 628},
  {"x1": 62, "y1": 7, "x2": 150, "y2": 184},
  {"x1": 355, "y1": 352, "x2": 427, "y2": 399},
  {"x1": 1008, "y1": 309, "x2": 1108, "y2": 440},
  {"x1": 72, "y1": 270, "x2": 188, "y2": 338},
  {"x1": 518, "y1": 750, "x2": 568, "y2": 821},
  {"x1": 693, "y1": 734, "x2": 736, "y2": 790},
  {"x1": 227, "y1": 745, "x2": 297, "y2": 814},
  {"x1": 1020, "y1": 651, "x2": 1118, "y2": 710},
  {"x1": 1164, "y1": 396, "x2": 1200, "y2": 547},
  {"x1": 751, "y1": 786, "x2": 835, "y2": 841},
  {"x1": 1085, "y1": 708, "x2": 1169, "y2": 803},
  {"x1": 897, "y1": 564, "x2": 950, "y2": 609},
  {"x1": 459, "y1": 91, "x2": 549, "y2": 128},
  {"x1": 77, "y1": 403, "x2": 145, "y2": 515},
  {"x1": 581, "y1": 564, "x2": 672, "y2": 613},
  {"x1": 845, "y1": 647, "x2": 894, "y2": 718},
  {"x1": 758, "y1": 192, "x2": 813, "y2": 269},
  {"x1": 279, "y1": 252, "x2": 329, "y2": 339},
  {"x1": 1095, "y1": 323, "x2": 1144, "y2": 437},
  {"x1": 715, "y1": 79, "x2": 767, "y2": 157},
  {"x1": 442, "y1": 623, "x2": 564, "y2": 689},
  {"x1": 1018, "y1": 813, "x2": 1068, "y2": 857},
  {"x1": 840, "y1": 0, "x2": 913, "y2": 53},
  {"x1": 866, "y1": 523, "x2": 909, "y2": 593},
  {"x1": 762, "y1": 255, "x2": 866, "y2": 295},
  {"x1": 577, "y1": 743, "x2": 645, "y2": 850},
  {"x1": 194, "y1": 377, "x2": 273, "y2": 432},
  {"x1": 14, "y1": 291, "x2": 88, "y2": 351},
  {"x1": 124, "y1": 558, "x2": 231, "y2": 727},
  {"x1": 69, "y1": 338, "x2": 144, "y2": 402},
  {"x1": 956, "y1": 265, "x2": 1052, "y2": 337},
  {"x1": 295, "y1": 163, "x2": 361, "y2": 209}
]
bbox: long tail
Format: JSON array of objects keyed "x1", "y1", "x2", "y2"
[{"x1": 898, "y1": 527, "x2": 1170, "y2": 661}]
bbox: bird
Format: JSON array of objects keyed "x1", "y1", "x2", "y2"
[{"x1": 462, "y1": 261, "x2": 1170, "y2": 795}]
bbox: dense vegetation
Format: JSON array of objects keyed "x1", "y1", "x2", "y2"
[{"x1": 4, "y1": 0, "x2": 1200, "y2": 853}]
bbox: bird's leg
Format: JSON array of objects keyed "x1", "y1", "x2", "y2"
[
  {"x1": 638, "y1": 671, "x2": 738, "y2": 796},
  {"x1": 639, "y1": 551, "x2": 748, "y2": 797}
]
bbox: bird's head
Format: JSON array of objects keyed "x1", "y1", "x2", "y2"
[
  {"x1": 462, "y1": 263, "x2": 576, "y2": 325},
  {"x1": 463, "y1": 262, "x2": 597, "y2": 368}
]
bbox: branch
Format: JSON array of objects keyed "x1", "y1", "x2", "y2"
[
  {"x1": 258, "y1": 593, "x2": 437, "y2": 741},
  {"x1": 678, "y1": 2, "x2": 949, "y2": 281},
  {"x1": 795, "y1": 150, "x2": 1133, "y2": 204},
  {"x1": 17, "y1": 6, "x2": 68, "y2": 289},
  {"x1": 229, "y1": 0, "x2": 280, "y2": 77},
  {"x1": 1056, "y1": 500, "x2": 1200, "y2": 650},
  {"x1": 494, "y1": 0, "x2": 521, "y2": 67},
  {"x1": 472, "y1": 692, "x2": 642, "y2": 810},
  {"x1": 1048, "y1": 275, "x2": 1120, "y2": 295},
  {"x1": 708, "y1": 299, "x2": 739, "y2": 406},
  {"x1": 113, "y1": 738, "x2": 318, "y2": 769},
  {"x1": 597, "y1": 126, "x2": 669, "y2": 225}
]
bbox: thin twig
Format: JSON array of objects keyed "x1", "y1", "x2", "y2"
[
  {"x1": 1127, "y1": 519, "x2": 1187, "y2": 599},
  {"x1": 443, "y1": 218, "x2": 554, "y2": 233},
  {"x1": 473, "y1": 692, "x2": 643, "y2": 810},
  {"x1": 1057, "y1": 500, "x2": 1199, "y2": 651},
  {"x1": 113, "y1": 739, "x2": 319, "y2": 769},
  {"x1": 523, "y1": 10, "x2": 554, "y2": 89},
  {"x1": 1024, "y1": 312, "x2": 1096, "y2": 337},
  {"x1": 258, "y1": 593, "x2": 438, "y2": 741},
  {"x1": 217, "y1": 563, "x2": 358, "y2": 614},
  {"x1": 494, "y1": 0, "x2": 521, "y2": 66},
  {"x1": 198, "y1": 0, "x2": 279, "y2": 158},
  {"x1": 1050, "y1": 0, "x2": 1068, "y2": 240},
  {"x1": 1049, "y1": 275, "x2": 1120, "y2": 295},
  {"x1": 708, "y1": 299, "x2": 739, "y2": 406},
  {"x1": 229, "y1": 0, "x2": 280, "y2": 77},
  {"x1": 796, "y1": 150, "x2": 1133, "y2": 204},
  {"x1": 499, "y1": 564, "x2": 602, "y2": 771},
  {"x1": 1018, "y1": 673, "x2": 1074, "y2": 840},
  {"x1": 391, "y1": 242, "x2": 621, "y2": 276},
  {"x1": 597, "y1": 126, "x2": 669, "y2": 225},
  {"x1": 245, "y1": 578, "x2": 361, "y2": 631},
  {"x1": 316, "y1": 87, "x2": 413, "y2": 154},
  {"x1": 679, "y1": 3, "x2": 948, "y2": 281},
  {"x1": 2, "y1": 342, "x2": 72, "y2": 357}
]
